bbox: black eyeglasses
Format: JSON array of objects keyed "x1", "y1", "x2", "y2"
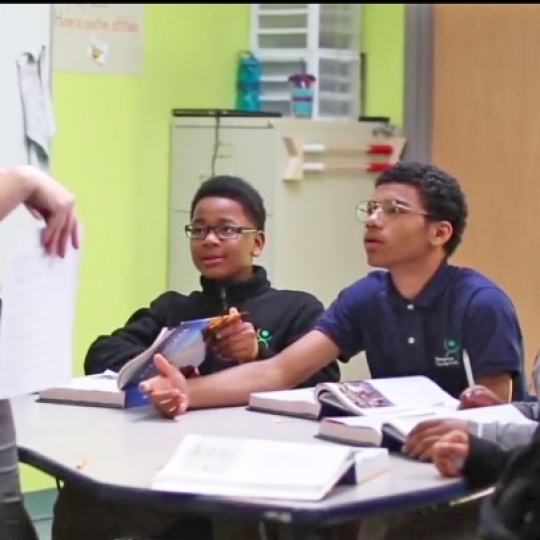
[
  {"x1": 185, "y1": 224, "x2": 258, "y2": 240},
  {"x1": 355, "y1": 199, "x2": 429, "y2": 223}
]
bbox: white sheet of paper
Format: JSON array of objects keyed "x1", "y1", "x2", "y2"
[{"x1": 0, "y1": 225, "x2": 81, "y2": 398}]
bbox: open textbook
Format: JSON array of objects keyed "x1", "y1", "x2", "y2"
[
  {"x1": 248, "y1": 376, "x2": 460, "y2": 420},
  {"x1": 116, "y1": 312, "x2": 242, "y2": 390},
  {"x1": 151, "y1": 434, "x2": 390, "y2": 501},
  {"x1": 317, "y1": 403, "x2": 537, "y2": 449}
]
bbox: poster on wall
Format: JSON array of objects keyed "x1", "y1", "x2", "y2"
[{"x1": 52, "y1": 4, "x2": 143, "y2": 75}]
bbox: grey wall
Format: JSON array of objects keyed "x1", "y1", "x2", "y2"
[{"x1": 403, "y1": 4, "x2": 434, "y2": 162}]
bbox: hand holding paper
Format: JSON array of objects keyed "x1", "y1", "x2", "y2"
[{"x1": 0, "y1": 165, "x2": 79, "y2": 257}]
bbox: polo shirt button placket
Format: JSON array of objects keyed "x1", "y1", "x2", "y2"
[{"x1": 406, "y1": 304, "x2": 416, "y2": 344}]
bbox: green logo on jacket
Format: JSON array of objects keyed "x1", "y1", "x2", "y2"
[{"x1": 257, "y1": 328, "x2": 272, "y2": 347}]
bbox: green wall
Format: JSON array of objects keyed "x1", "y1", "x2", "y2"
[
  {"x1": 21, "y1": 3, "x2": 404, "y2": 492},
  {"x1": 362, "y1": 4, "x2": 405, "y2": 125},
  {"x1": 21, "y1": 3, "x2": 250, "y2": 491}
]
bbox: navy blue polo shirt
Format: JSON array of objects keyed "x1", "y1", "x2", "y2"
[{"x1": 315, "y1": 263, "x2": 526, "y2": 400}]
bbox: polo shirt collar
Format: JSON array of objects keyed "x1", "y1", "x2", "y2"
[{"x1": 385, "y1": 260, "x2": 454, "y2": 308}]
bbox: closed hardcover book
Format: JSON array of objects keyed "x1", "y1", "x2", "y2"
[{"x1": 37, "y1": 372, "x2": 148, "y2": 409}]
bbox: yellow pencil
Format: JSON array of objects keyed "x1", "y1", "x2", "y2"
[{"x1": 76, "y1": 456, "x2": 89, "y2": 470}]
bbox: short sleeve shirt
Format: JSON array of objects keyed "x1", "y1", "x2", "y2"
[{"x1": 315, "y1": 263, "x2": 526, "y2": 399}]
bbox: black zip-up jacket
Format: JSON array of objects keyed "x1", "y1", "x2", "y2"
[
  {"x1": 85, "y1": 266, "x2": 341, "y2": 386},
  {"x1": 463, "y1": 425, "x2": 540, "y2": 540},
  {"x1": 462, "y1": 436, "x2": 511, "y2": 489}
]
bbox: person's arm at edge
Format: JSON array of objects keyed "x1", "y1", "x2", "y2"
[
  {"x1": 466, "y1": 419, "x2": 538, "y2": 452},
  {"x1": 0, "y1": 164, "x2": 78, "y2": 257},
  {"x1": 513, "y1": 401, "x2": 540, "y2": 420},
  {"x1": 0, "y1": 166, "x2": 41, "y2": 220},
  {"x1": 186, "y1": 330, "x2": 339, "y2": 409}
]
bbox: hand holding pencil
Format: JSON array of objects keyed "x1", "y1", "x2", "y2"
[
  {"x1": 458, "y1": 350, "x2": 504, "y2": 409},
  {"x1": 459, "y1": 385, "x2": 503, "y2": 410},
  {"x1": 206, "y1": 307, "x2": 259, "y2": 364}
]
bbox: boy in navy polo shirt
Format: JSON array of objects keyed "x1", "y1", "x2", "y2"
[
  {"x1": 312, "y1": 160, "x2": 524, "y2": 402},
  {"x1": 142, "y1": 160, "x2": 526, "y2": 417}
]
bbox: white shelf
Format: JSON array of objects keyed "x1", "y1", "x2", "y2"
[
  {"x1": 254, "y1": 49, "x2": 360, "y2": 61},
  {"x1": 257, "y1": 9, "x2": 308, "y2": 16},
  {"x1": 257, "y1": 28, "x2": 308, "y2": 35},
  {"x1": 260, "y1": 94, "x2": 290, "y2": 102},
  {"x1": 252, "y1": 4, "x2": 360, "y2": 51},
  {"x1": 260, "y1": 75, "x2": 289, "y2": 82},
  {"x1": 250, "y1": 4, "x2": 362, "y2": 120}
]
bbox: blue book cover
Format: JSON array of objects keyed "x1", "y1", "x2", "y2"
[{"x1": 116, "y1": 313, "x2": 241, "y2": 391}]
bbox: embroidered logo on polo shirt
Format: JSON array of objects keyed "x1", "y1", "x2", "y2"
[
  {"x1": 257, "y1": 328, "x2": 272, "y2": 347},
  {"x1": 434, "y1": 338, "x2": 460, "y2": 368}
]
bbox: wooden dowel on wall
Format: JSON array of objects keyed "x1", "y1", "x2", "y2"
[
  {"x1": 303, "y1": 162, "x2": 392, "y2": 173},
  {"x1": 303, "y1": 143, "x2": 394, "y2": 155},
  {"x1": 282, "y1": 135, "x2": 407, "y2": 181}
]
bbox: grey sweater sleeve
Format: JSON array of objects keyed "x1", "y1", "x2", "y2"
[
  {"x1": 512, "y1": 401, "x2": 540, "y2": 419},
  {"x1": 466, "y1": 401, "x2": 539, "y2": 451}
]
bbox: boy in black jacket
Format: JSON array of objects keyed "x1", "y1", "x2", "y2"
[
  {"x1": 433, "y1": 426, "x2": 540, "y2": 540},
  {"x1": 85, "y1": 176, "x2": 339, "y2": 384},
  {"x1": 52, "y1": 175, "x2": 340, "y2": 540}
]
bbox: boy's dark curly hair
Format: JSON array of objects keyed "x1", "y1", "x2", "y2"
[
  {"x1": 191, "y1": 175, "x2": 266, "y2": 231},
  {"x1": 376, "y1": 161, "x2": 468, "y2": 256}
]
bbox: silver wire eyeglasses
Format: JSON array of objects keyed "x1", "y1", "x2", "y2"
[{"x1": 355, "y1": 199, "x2": 429, "y2": 223}]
